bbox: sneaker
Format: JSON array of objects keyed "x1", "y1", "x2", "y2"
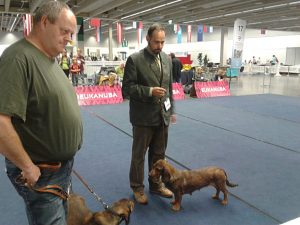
[
  {"x1": 149, "y1": 187, "x2": 173, "y2": 198},
  {"x1": 133, "y1": 190, "x2": 148, "y2": 205}
]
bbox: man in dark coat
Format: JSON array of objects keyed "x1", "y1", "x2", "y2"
[
  {"x1": 122, "y1": 23, "x2": 176, "y2": 205},
  {"x1": 170, "y1": 53, "x2": 183, "y2": 83}
]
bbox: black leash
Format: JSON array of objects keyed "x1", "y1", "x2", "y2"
[{"x1": 72, "y1": 169, "x2": 126, "y2": 224}]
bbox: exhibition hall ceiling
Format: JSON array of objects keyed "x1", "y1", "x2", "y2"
[{"x1": 0, "y1": 0, "x2": 300, "y2": 33}]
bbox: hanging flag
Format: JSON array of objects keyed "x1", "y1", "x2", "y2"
[
  {"x1": 177, "y1": 25, "x2": 182, "y2": 43},
  {"x1": 137, "y1": 21, "x2": 143, "y2": 45},
  {"x1": 90, "y1": 18, "x2": 101, "y2": 43},
  {"x1": 203, "y1": 24, "x2": 207, "y2": 33},
  {"x1": 187, "y1": 25, "x2": 192, "y2": 42},
  {"x1": 132, "y1": 21, "x2": 137, "y2": 29},
  {"x1": 77, "y1": 17, "x2": 84, "y2": 41},
  {"x1": 23, "y1": 14, "x2": 32, "y2": 37},
  {"x1": 261, "y1": 28, "x2": 266, "y2": 35},
  {"x1": 174, "y1": 24, "x2": 178, "y2": 33},
  {"x1": 116, "y1": 22, "x2": 122, "y2": 44},
  {"x1": 197, "y1": 25, "x2": 203, "y2": 42},
  {"x1": 209, "y1": 26, "x2": 213, "y2": 33}
]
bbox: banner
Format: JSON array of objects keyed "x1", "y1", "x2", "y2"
[
  {"x1": 75, "y1": 86, "x2": 123, "y2": 106},
  {"x1": 231, "y1": 18, "x2": 247, "y2": 69},
  {"x1": 193, "y1": 81, "x2": 231, "y2": 98},
  {"x1": 23, "y1": 14, "x2": 32, "y2": 37},
  {"x1": 172, "y1": 83, "x2": 185, "y2": 100},
  {"x1": 187, "y1": 25, "x2": 192, "y2": 43},
  {"x1": 197, "y1": 25, "x2": 203, "y2": 42}
]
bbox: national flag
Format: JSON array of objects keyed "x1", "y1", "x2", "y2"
[
  {"x1": 77, "y1": 17, "x2": 84, "y2": 41},
  {"x1": 132, "y1": 21, "x2": 137, "y2": 29},
  {"x1": 177, "y1": 25, "x2": 182, "y2": 43},
  {"x1": 261, "y1": 28, "x2": 266, "y2": 35},
  {"x1": 209, "y1": 26, "x2": 213, "y2": 33},
  {"x1": 116, "y1": 22, "x2": 122, "y2": 44},
  {"x1": 197, "y1": 25, "x2": 203, "y2": 42},
  {"x1": 23, "y1": 14, "x2": 32, "y2": 37},
  {"x1": 187, "y1": 25, "x2": 192, "y2": 42},
  {"x1": 203, "y1": 24, "x2": 207, "y2": 33},
  {"x1": 137, "y1": 21, "x2": 143, "y2": 45},
  {"x1": 90, "y1": 18, "x2": 101, "y2": 43}
]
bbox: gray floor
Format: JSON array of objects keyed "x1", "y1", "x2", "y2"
[{"x1": 228, "y1": 73, "x2": 300, "y2": 97}]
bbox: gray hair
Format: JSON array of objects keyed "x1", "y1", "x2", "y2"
[
  {"x1": 147, "y1": 23, "x2": 165, "y2": 38},
  {"x1": 33, "y1": 1, "x2": 71, "y2": 24}
]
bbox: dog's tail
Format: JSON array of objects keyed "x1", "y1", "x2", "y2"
[
  {"x1": 224, "y1": 171, "x2": 238, "y2": 187},
  {"x1": 226, "y1": 179, "x2": 238, "y2": 187}
]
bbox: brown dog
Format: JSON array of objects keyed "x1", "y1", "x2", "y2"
[
  {"x1": 149, "y1": 159, "x2": 238, "y2": 211},
  {"x1": 67, "y1": 193, "x2": 134, "y2": 225}
]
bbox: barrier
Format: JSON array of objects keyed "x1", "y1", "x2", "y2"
[
  {"x1": 172, "y1": 82, "x2": 185, "y2": 100},
  {"x1": 75, "y1": 85, "x2": 123, "y2": 106},
  {"x1": 194, "y1": 81, "x2": 231, "y2": 98}
]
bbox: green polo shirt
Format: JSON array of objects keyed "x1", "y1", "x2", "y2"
[{"x1": 0, "y1": 39, "x2": 83, "y2": 162}]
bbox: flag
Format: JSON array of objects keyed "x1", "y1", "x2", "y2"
[
  {"x1": 177, "y1": 25, "x2": 182, "y2": 43},
  {"x1": 174, "y1": 24, "x2": 178, "y2": 33},
  {"x1": 23, "y1": 14, "x2": 32, "y2": 37},
  {"x1": 209, "y1": 26, "x2": 213, "y2": 33},
  {"x1": 116, "y1": 22, "x2": 122, "y2": 44},
  {"x1": 197, "y1": 25, "x2": 203, "y2": 42},
  {"x1": 261, "y1": 28, "x2": 266, "y2": 35},
  {"x1": 137, "y1": 21, "x2": 143, "y2": 45},
  {"x1": 90, "y1": 18, "x2": 101, "y2": 43},
  {"x1": 132, "y1": 21, "x2": 137, "y2": 29},
  {"x1": 187, "y1": 25, "x2": 192, "y2": 42},
  {"x1": 203, "y1": 24, "x2": 207, "y2": 33},
  {"x1": 77, "y1": 17, "x2": 84, "y2": 41}
]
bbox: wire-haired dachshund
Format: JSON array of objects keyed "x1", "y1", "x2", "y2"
[
  {"x1": 67, "y1": 193, "x2": 134, "y2": 225},
  {"x1": 149, "y1": 159, "x2": 238, "y2": 211}
]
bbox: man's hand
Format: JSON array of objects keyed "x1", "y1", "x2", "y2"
[
  {"x1": 152, "y1": 87, "x2": 166, "y2": 98},
  {"x1": 21, "y1": 164, "x2": 41, "y2": 188}
]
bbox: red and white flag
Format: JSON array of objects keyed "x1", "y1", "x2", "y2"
[
  {"x1": 187, "y1": 25, "x2": 192, "y2": 42},
  {"x1": 137, "y1": 21, "x2": 143, "y2": 45},
  {"x1": 90, "y1": 18, "x2": 101, "y2": 43},
  {"x1": 23, "y1": 14, "x2": 32, "y2": 37}
]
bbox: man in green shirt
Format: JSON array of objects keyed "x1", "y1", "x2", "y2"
[{"x1": 0, "y1": 1, "x2": 82, "y2": 225}]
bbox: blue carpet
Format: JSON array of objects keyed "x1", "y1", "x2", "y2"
[{"x1": 1, "y1": 94, "x2": 299, "y2": 225}]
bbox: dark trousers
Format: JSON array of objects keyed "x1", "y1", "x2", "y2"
[{"x1": 130, "y1": 124, "x2": 168, "y2": 192}]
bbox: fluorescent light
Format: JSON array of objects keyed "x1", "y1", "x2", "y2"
[{"x1": 121, "y1": 0, "x2": 182, "y2": 19}]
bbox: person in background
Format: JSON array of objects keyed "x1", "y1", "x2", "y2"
[
  {"x1": 271, "y1": 55, "x2": 279, "y2": 65},
  {"x1": 115, "y1": 63, "x2": 125, "y2": 78},
  {"x1": 76, "y1": 48, "x2": 85, "y2": 80},
  {"x1": 59, "y1": 48, "x2": 70, "y2": 78},
  {"x1": 0, "y1": 1, "x2": 83, "y2": 225},
  {"x1": 122, "y1": 23, "x2": 176, "y2": 205},
  {"x1": 170, "y1": 52, "x2": 183, "y2": 83},
  {"x1": 70, "y1": 57, "x2": 81, "y2": 86}
]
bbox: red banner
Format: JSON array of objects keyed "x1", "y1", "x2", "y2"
[
  {"x1": 194, "y1": 81, "x2": 231, "y2": 98},
  {"x1": 172, "y1": 83, "x2": 185, "y2": 100},
  {"x1": 75, "y1": 86, "x2": 123, "y2": 106}
]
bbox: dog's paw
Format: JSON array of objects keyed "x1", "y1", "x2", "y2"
[
  {"x1": 171, "y1": 204, "x2": 181, "y2": 212},
  {"x1": 221, "y1": 200, "x2": 228, "y2": 205},
  {"x1": 212, "y1": 195, "x2": 220, "y2": 200}
]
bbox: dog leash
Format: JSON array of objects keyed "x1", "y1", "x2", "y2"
[
  {"x1": 15, "y1": 162, "x2": 69, "y2": 200},
  {"x1": 72, "y1": 169, "x2": 127, "y2": 224}
]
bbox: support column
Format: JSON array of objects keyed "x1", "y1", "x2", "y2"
[
  {"x1": 108, "y1": 22, "x2": 113, "y2": 61},
  {"x1": 220, "y1": 26, "x2": 228, "y2": 66}
]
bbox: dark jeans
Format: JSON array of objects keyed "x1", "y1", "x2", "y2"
[
  {"x1": 5, "y1": 158, "x2": 74, "y2": 225},
  {"x1": 130, "y1": 124, "x2": 168, "y2": 192},
  {"x1": 71, "y1": 73, "x2": 78, "y2": 86}
]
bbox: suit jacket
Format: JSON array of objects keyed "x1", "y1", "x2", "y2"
[
  {"x1": 172, "y1": 57, "x2": 183, "y2": 83},
  {"x1": 122, "y1": 47, "x2": 174, "y2": 126}
]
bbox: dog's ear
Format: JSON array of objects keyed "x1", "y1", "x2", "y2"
[{"x1": 162, "y1": 167, "x2": 173, "y2": 183}]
